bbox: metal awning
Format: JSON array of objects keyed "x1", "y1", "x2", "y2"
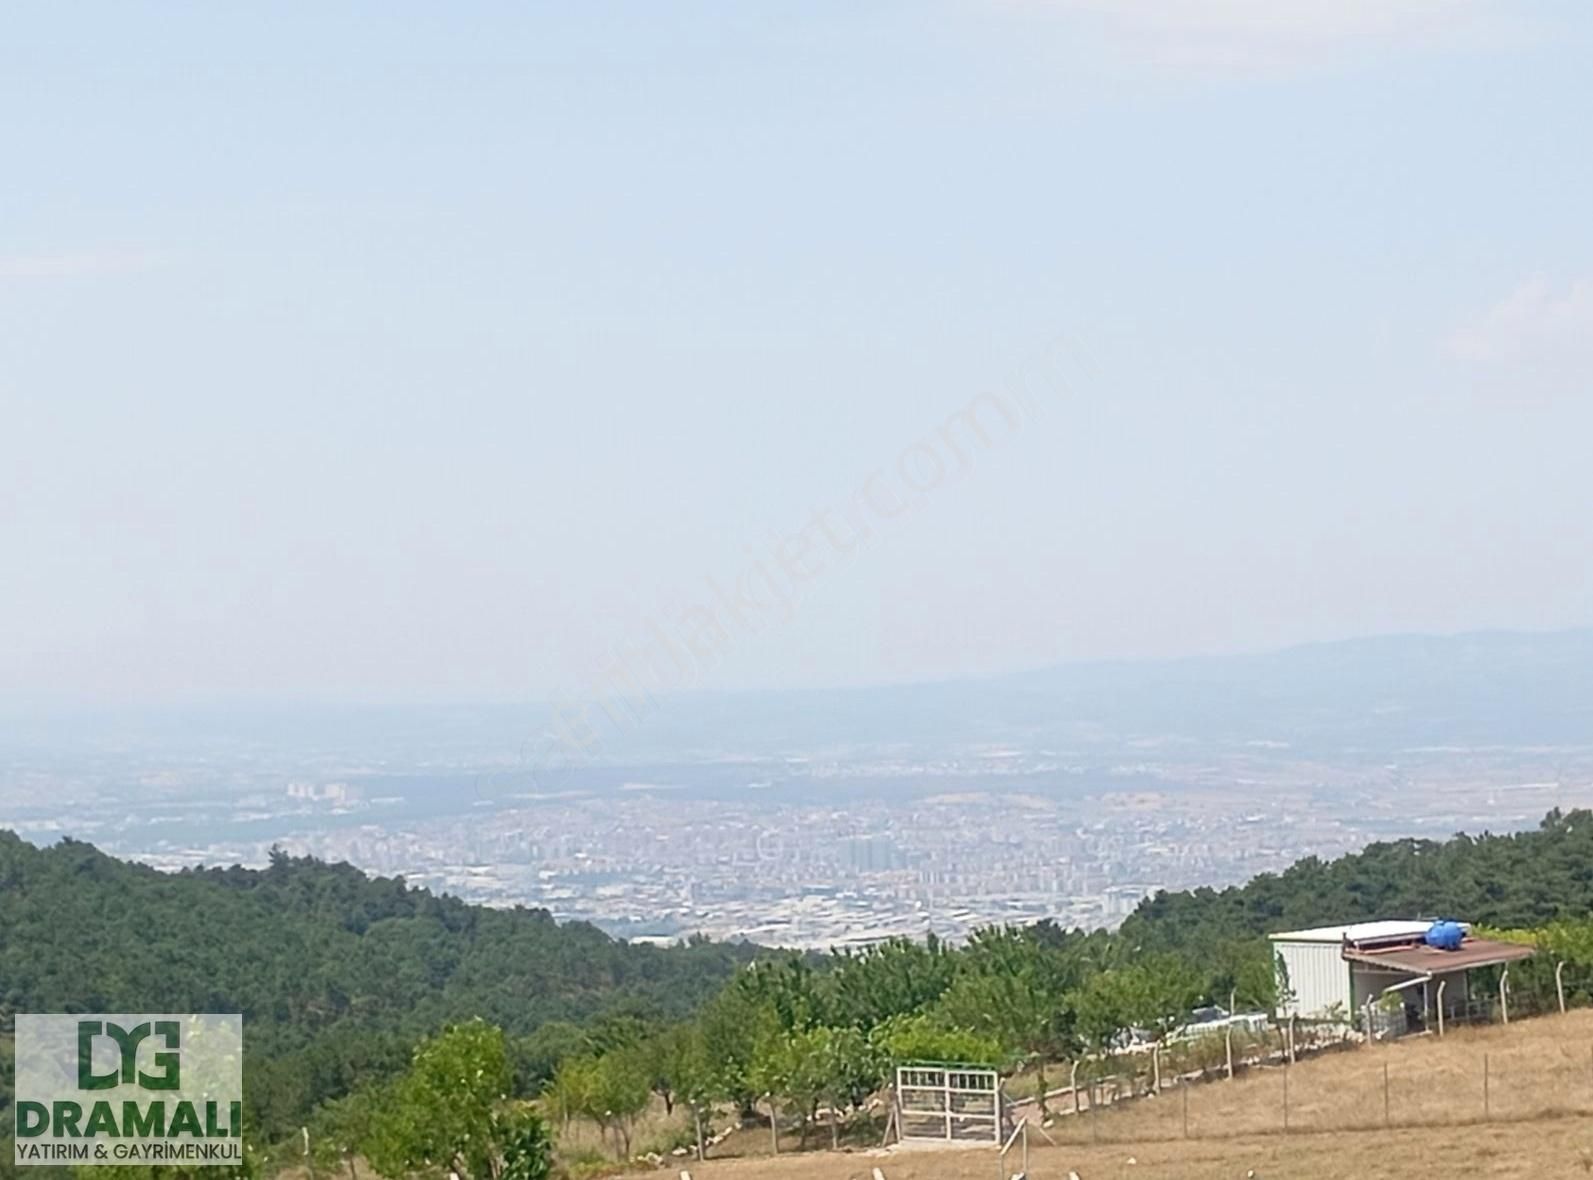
[{"x1": 1342, "y1": 937, "x2": 1535, "y2": 976}]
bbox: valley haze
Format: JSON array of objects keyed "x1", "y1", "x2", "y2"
[{"x1": 6, "y1": 627, "x2": 1591, "y2": 949}]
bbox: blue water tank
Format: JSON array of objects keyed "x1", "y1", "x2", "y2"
[{"x1": 1426, "y1": 920, "x2": 1465, "y2": 950}]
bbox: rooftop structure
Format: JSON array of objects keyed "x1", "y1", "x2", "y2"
[
  {"x1": 1271, "y1": 917, "x2": 1535, "y2": 1035},
  {"x1": 1268, "y1": 920, "x2": 1435, "y2": 945},
  {"x1": 1341, "y1": 936, "x2": 1533, "y2": 976}
]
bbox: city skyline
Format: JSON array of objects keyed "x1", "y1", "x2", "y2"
[{"x1": 9, "y1": 626, "x2": 1592, "y2": 950}]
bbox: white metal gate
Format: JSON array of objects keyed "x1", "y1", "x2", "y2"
[{"x1": 895, "y1": 1065, "x2": 1001, "y2": 1143}]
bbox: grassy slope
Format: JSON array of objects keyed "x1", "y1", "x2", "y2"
[{"x1": 636, "y1": 1010, "x2": 1593, "y2": 1179}]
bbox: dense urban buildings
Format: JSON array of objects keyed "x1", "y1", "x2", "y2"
[{"x1": 9, "y1": 709, "x2": 1589, "y2": 949}]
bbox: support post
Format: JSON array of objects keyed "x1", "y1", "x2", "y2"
[
  {"x1": 1226, "y1": 989, "x2": 1236, "y2": 1079},
  {"x1": 768, "y1": 1096, "x2": 779, "y2": 1156},
  {"x1": 1437, "y1": 980, "x2": 1447, "y2": 1038},
  {"x1": 693, "y1": 1105, "x2": 705, "y2": 1161},
  {"x1": 1152, "y1": 1044, "x2": 1162, "y2": 1094},
  {"x1": 1558, "y1": 960, "x2": 1567, "y2": 1015},
  {"x1": 1500, "y1": 968, "x2": 1511, "y2": 1026},
  {"x1": 1382, "y1": 1061, "x2": 1390, "y2": 1127},
  {"x1": 1071, "y1": 1060, "x2": 1081, "y2": 1115},
  {"x1": 1483, "y1": 1052, "x2": 1491, "y2": 1120},
  {"x1": 1182, "y1": 1080, "x2": 1189, "y2": 1138}
]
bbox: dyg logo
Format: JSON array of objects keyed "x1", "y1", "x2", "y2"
[
  {"x1": 77, "y1": 1020, "x2": 181, "y2": 1090},
  {"x1": 13, "y1": 1013, "x2": 243, "y2": 1167}
]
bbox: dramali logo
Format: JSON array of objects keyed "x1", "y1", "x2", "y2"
[{"x1": 13, "y1": 1013, "x2": 243, "y2": 1167}]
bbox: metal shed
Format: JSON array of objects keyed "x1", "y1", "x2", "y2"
[{"x1": 1270, "y1": 919, "x2": 1533, "y2": 1033}]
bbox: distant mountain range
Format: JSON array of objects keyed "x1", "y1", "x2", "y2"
[
  {"x1": 629, "y1": 627, "x2": 1593, "y2": 759},
  {"x1": 7, "y1": 628, "x2": 1591, "y2": 769}
]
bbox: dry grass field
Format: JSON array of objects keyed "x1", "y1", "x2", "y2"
[{"x1": 619, "y1": 1010, "x2": 1593, "y2": 1179}]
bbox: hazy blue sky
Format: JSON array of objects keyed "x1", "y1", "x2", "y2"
[{"x1": 3, "y1": 1, "x2": 1591, "y2": 708}]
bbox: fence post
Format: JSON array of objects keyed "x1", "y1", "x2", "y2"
[
  {"x1": 1182, "y1": 1079, "x2": 1189, "y2": 1138},
  {"x1": 1383, "y1": 1061, "x2": 1390, "y2": 1128},
  {"x1": 1557, "y1": 961, "x2": 1567, "y2": 1015},
  {"x1": 1071, "y1": 1060, "x2": 1081, "y2": 1115},
  {"x1": 1483, "y1": 1053, "x2": 1490, "y2": 1121},
  {"x1": 1500, "y1": 968, "x2": 1511, "y2": 1026},
  {"x1": 1437, "y1": 980, "x2": 1447, "y2": 1037},
  {"x1": 1226, "y1": 989, "x2": 1236, "y2": 1080}
]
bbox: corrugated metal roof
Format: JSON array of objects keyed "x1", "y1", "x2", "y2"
[
  {"x1": 1342, "y1": 937, "x2": 1535, "y2": 975},
  {"x1": 1268, "y1": 920, "x2": 1436, "y2": 944}
]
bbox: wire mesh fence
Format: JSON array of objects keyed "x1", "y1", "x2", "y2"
[{"x1": 1019, "y1": 980, "x2": 1593, "y2": 1149}]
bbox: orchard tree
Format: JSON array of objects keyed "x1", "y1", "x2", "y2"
[
  {"x1": 542, "y1": 1055, "x2": 596, "y2": 1132},
  {"x1": 823, "y1": 936, "x2": 955, "y2": 1031},
  {"x1": 755, "y1": 1028, "x2": 824, "y2": 1147},
  {"x1": 810, "y1": 1025, "x2": 887, "y2": 1147},
  {"x1": 1206, "y1": 939, "x2": 1279, "y2": 1014},
  {"x1": 1071, "y1": 970, "x2": 1131, "y2": 1057},
  {"x1": 664, "y1": 1024, "x2": 720, "y2": 1160},
  {"x1": 695, "y1": 976, "x2": 783, "y2": 1117},
  {"x1": 1114, "y1": 955, "x2": 1202, "y2": 1043},
  {"x1": 748, "y1": 1024, "x2": 887, "y2": 1148},
  {"x1": 746, "y1": 1026, "x2": 797, "y2": 1148},
  {"x1": 308, "y1": 1087, "x2": 381, "y2": 1180},
  {"x1": 871, "y1": 1012, "x2": 1006, "y2": 1070},
  {"x1": 736, "y1": 956, "x2": 827, "y2": 1032},
  {"x1": 546, "y1": 1049, "x2": 650, "y2": 1158},
  {"x1": 641, "y1": 1023, "x2": 700, "y2": 1116},
  {"x1": 935, "y1": 927, "x2": 1080, "y2": 1113},
  {"x1": 588, "y1": 1049, "x2": 651, "y2": 1157},
  {"x1": 364, "y1": 1021, "x2": 549, "y2": 1180}
]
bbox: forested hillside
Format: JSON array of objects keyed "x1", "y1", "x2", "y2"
[
  {"x1": 0, "y1": 830, "x2": 757, "y2": 1137},
  {"x1": 1121, "y1": 808, "x2": 1593, "y2": 957}
]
